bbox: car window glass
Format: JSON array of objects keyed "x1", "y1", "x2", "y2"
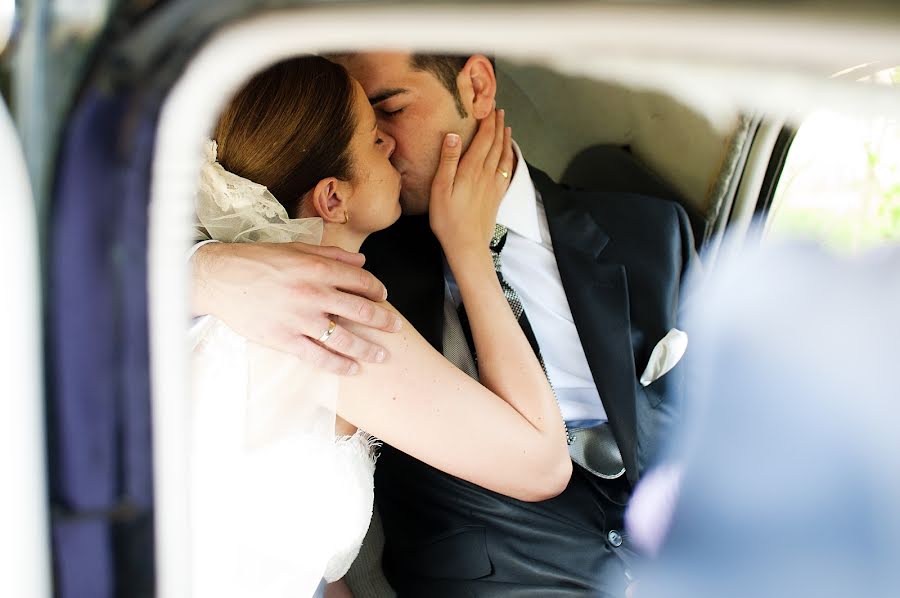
[{"x1": 766, "y1": 66, "x2": 900, "y2": 252}]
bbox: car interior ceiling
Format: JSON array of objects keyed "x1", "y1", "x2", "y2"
[{"x1": 497, "y1": 59, "x2": 749, "y2": 248}]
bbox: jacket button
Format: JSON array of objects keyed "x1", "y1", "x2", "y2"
[{"x1": 608, "y1": 529, "x2": 623, "y2": 547}]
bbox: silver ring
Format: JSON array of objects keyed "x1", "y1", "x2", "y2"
[{"x1": 317, "y1": 320, "x2": 337, "y2": 343}]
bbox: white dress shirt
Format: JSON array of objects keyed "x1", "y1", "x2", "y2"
[{"x1": 445, "y1": 143, "x2": 607, "y2": 427}]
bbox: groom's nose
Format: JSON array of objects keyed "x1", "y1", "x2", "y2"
[{"x1": 379, "y1": 131, "x2": 396, "y2": 158}]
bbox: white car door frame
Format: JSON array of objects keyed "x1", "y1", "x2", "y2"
[{"x1": 0, "y1": 100, "x2": 52, "y2": 597}]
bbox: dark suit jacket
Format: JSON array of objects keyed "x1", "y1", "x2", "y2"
[
  {"x1": 363, "y1": 165, "x2": 696, "y2": 481},
  {"x1": 360, "y1": 165, "x2": 697, "y2": 594}
]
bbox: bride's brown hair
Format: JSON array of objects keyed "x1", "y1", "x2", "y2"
[{"x1": 214, "y1": 55, "x2": 356, "y2": 217}]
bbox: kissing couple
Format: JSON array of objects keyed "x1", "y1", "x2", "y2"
[{"x1": 190, "y1": 52, "x2": 694, "y2": 597}]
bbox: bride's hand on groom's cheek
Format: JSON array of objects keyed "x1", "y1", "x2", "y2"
[
  {"x1": 192, "y1": 241, "x2": 402, "y2": 375},
  {"x1": 429, "y1": 109, "x2": 514, "y2": 252}
]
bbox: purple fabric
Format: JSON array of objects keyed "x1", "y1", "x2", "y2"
[
  {"x1": 118, "y1": 99, "x2": 156, "y2": 508},
  {"x1": 53, "y1": 520, "x2": 112, "y2": 598},
  {"x1": 51, "y1": 91, "x2": 124, "y2": 511},
  {"x1": 49, "y1": 86, "x2": 158, "y2": 596}
]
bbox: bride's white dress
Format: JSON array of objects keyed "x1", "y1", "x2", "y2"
[
  {"x1": 190, "y1": 317, "x2": 377, "y2": 597},
  {"x1": 188, "y1": 140, "x2": 377, "y2": 597}
]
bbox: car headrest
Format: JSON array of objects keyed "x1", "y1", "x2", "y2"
[{"x1": 561, "y1": 144, "x2": 708, "y2": 246}]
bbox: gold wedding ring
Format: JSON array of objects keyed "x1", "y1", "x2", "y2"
[
  {"x1": 497, "y1": 168, "x2": 510, "y2": 179},
  {"x1": 317, "y1": 320, "x2": 337, "y2": 343}
]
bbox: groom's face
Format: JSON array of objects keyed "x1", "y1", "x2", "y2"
[{"x1": 337, "y1": 52, "x2": 478, "y2": 215}]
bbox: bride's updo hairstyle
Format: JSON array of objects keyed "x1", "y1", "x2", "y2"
[{"x1": 214, "y1": 55, "x2": 356, "y2": 217}]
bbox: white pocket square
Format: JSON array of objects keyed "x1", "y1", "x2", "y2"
[{"x1": 640, "y1": 328, "x2": 688, "y2": 387}]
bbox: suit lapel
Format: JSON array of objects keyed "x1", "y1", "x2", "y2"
[
  {"x1": 361, "y1": 215, "x2": 445, "y2": 351},
  {"x1": 532, "y1": 167, "x2": 639, "y2": 483}
]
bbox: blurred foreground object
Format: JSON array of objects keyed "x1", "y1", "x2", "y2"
[
  {"x1": 0, "y1": 0, "x2": 13, "y2": 54},
  {"x1": 640, "y1": 236, "x2": 900, "y2": 598}
]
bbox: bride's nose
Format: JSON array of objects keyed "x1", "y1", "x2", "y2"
[{"x1": 378, "y1": 131, "x2": 396, "y2": 158}]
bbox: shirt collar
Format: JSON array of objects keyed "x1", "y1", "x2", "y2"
[{"x1": 495, "y1": 141, "x2": 543, "y2": 244}]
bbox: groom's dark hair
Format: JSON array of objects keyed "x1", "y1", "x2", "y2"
[
  {"x1": 215, "y1": 56, "x2": 356, "y2": 218},
  {"x1": 410, "y1": 54, "x2": 496, "y2": 119},
  {"x1": 410, "y1": 54, "x2": 469, "y2": 118}
]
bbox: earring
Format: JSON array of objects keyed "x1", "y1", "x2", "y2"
[{"x1": 342, "y1": 210, "x2": 350, "y2": 225}]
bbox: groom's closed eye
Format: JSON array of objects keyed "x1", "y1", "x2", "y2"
[
  {"x1": 369, "y1": 88, "x2": 411, "y2": 121},
  {"x1": 367, "y1": 87, "x2": 411, "y2": 106},
  {"x1": 379, "y1": 107, "x2": 405, "y2": 118}
]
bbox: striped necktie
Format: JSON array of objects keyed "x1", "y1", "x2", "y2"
[{"x1": 472, "y1": 224, "x2": 626, "y2": 480}]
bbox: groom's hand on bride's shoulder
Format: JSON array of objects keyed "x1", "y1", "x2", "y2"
[{"x1": 191, "y1": 241, "x2": 402, "y2": 375}]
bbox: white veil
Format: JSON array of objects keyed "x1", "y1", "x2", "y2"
[
  {"x1": 195, "y1": 140, "x2": 324, "y2": 244},
  {"x1": 190, "y1": 140, "x2": 341, "y2": 597}
]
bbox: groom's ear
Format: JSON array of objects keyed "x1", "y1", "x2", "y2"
[
  {"x1": 308, "y1": 177, "x2": 349, "y2": 223},
  {"x1": 458, "y1": 55, "x2": 497, "y2": 120}
]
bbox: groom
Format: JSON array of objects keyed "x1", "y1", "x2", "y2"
[
  {"x1": 339, "y1": 52, "x2": 695, "y2": 596},
  {"x1": 193, "y1": 53, "x2": 696, "y2": 595}
]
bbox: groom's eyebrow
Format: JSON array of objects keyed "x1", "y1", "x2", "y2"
[{"x1": 368, "y1": 88, "x2": 410, "y2": 105}]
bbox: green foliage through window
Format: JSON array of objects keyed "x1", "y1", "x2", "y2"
[{"x1": 767, "y1": 67, "x2": 900, "y2": 252}]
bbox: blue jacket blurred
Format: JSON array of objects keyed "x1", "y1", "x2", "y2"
[{"x1": 641, "y1": 240, "x2": 900, "y2": 598}]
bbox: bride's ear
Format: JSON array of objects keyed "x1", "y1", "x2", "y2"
[{"x1": 308, "y1": 177, "x2": 351, "y2": 224}]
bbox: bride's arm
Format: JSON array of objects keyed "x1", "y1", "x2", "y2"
[
  {"x1": 337, "y1": 112, "x2": 571, "y2": 501},
  {"x1": 433, "y1": 110, "x2": 570, "y2": 481},
  {"x1": 337, "y1": 301, "x2": 570, "y2": 502}
]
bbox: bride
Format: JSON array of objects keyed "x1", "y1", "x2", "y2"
[{"x1": 190, "y1": 55, "x2": 571, "y2": 597}]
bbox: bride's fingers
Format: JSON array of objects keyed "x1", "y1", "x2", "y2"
[
  {"x1": 431, "y1": 133, "x2": 462, "y2": 198},
  {"x1": 496, "y1": 126, "x2": 514, "y2": 191},
  {"x1": 484, "y1": 109, "x2": 506, "y2": 173},
  {"x1": 460, "y1": 109, "x2": 496, "y2": 171}
]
